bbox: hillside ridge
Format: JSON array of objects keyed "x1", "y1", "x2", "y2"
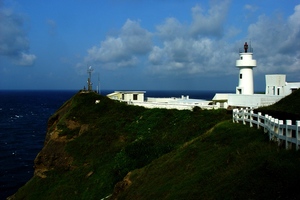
[{"x1": 10, "y1": 90, "x2": 300, "y2": 200}]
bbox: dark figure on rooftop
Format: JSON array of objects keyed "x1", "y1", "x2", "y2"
[{"x1": 244, "y1": 42, "x2": 248, "y2": 53}]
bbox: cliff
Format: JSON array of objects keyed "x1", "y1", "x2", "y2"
[{"x1": 10, "y1": 91, "x2": 300, "y2": 199}]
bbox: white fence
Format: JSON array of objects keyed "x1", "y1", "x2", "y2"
[{"x1": 232, "y1": 108, "x2": 300, "y2": 150}]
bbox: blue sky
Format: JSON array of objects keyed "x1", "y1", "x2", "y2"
[{"x1": 1, "y1": 0, "x2": 300, "y2": 92}]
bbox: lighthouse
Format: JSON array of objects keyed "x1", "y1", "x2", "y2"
[{"x1": 235, "y1": 42, "x2": 257, "y2": 95}]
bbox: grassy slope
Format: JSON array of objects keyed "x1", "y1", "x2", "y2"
[
  {"x1": 118, "y1": 121, "x2": 300, "y2": 199},
  {"x1": 13, "y1": 90, "x2": 300, "y2": 199},
  {"x1": 13, "y1": 92, "x2": 230, "y2": 200},
  {"x1": 116, "y1": 89, "x2": 300, "y2": 199},
  {"x1": 256, "y1": 88, "x2": 300, "y2": 121}
]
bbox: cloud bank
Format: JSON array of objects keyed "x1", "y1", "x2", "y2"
[
  {"x1": 79, "y1": 2, "x2": 300, "y2": 78},
  {"x1": 78, "y1": 19, "x2": 152, "y2": 69},
  {"x1": 248, "y1": 4, "x2": 300, "y2": 73},
  {"x1": 0, "y1": 3, "x2": 36, "y2": 66}
]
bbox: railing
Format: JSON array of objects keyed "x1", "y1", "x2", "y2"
[
  {"x1": 232, "y1": 108, "x2": 300, "y2": 150},
  {"x1": 239, "y1": 47, "x2": 253, "y2": 53}
]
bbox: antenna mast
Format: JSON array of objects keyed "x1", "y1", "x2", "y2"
[{"x1": 87, "y1": 66, "x2": 94, "y2": 91}]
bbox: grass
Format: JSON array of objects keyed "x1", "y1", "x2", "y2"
[
  {"x1": 12, "y1": 90, "x2": 300, "y2": 199},
  {"x1": 256, "y1": 88, "x2": 300, "y2": 122},
  {"x1": 13, "y1": 92, "x2": 231, "y2": 199},
  {"x1": 118, "y1": 121, "x2": 300, "y2": 200}
]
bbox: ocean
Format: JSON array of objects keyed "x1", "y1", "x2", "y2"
[{"x1": 0, "y1": 90, "x2": 221, "y2": 199}]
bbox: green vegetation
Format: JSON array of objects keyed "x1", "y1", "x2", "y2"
[
  {"x1": 13, "y1": 90, "x2": 300, "y2": 199},
  {"x1": 118, "y1": 121, "x2": 300, "y2": 199},
  {"x1": 256, "y1": 89, "x2": 300, "y2": 122}
]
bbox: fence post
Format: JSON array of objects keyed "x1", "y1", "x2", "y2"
[
  {"x1": 269, "y1": 117, "x2": 275, "y2": 141},
  {"x1": 286, "y1": 120, "x2": 292, "y2": 150},
  {"x1": 232, "y1": 109, "x2": 236, "y2": 123},
  {"x1": 234, "y1": 109, "x2": 240, "y2": 123},
  {"x1": 264, "y1": 114, "x2": 269, "y2": 133},
  {"x1": 296, "y1": 121, "x2": 300, "y2": 151},
  {"x1": 236, "y1": 108, "x2": 241, "y2": 123},
  {"x1": 233, "y1": 109, "x2": 239, "y2": 123},
  {"x1": 278, "y1": 120, "x2": 284, "y2": 147},
  {"x1": 274, "y1": 118, "x2": 279, "y2": 136},
  {"x1": 250, "y1": 110, "x2": 253, "y2": 127},
  {"x1": 242, "y1": 109, "x2": 246, "y2": 125},
  {"x1": 257, "y1": 112, "x2": 261, "y2": 129},
  {"x1": 232, "y1": 110, "x2": 300, "y2": 151}
]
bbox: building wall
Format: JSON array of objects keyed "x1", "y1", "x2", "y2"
[
  {"x1": 123, "y1": 93, "x2": 144, "y2": 102},
  {"x1": 212, "y1": 93, "x2": 229, "y2": 101},
  {"x1": 236, "y1": 53, "x2": 256, "y2": 95},
  {"x1": 265, "y1": 74, "x2": 300, "y2": 96},
  {"x1": 285, "y1": 82, "x2": 300, "y2": 94},
  {"x1": 107, "y1": 91, "x2": 145, "y2": 102},
  {"x1": 107, "y1": 93, "x2": 122, "y2": 100},
  {"x1": 236, "y1": 67, "x2": 255, "y2": 95},
  {"x1": 228, "y1": 94, "x2": 283, "y2": 108},
  {"x1": 265, "y1": 74, "x2": 286, "y2": 95}
]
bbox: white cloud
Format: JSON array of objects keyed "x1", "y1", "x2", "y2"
[
  {"x1": 148, "y1": 46, "x2": 166, "y2": 65},
  {"x1": 78, "y1": 2, "x2": 300, "y2": 80},
  {"x1": 190, "y1": 0, "x2": 231, "y2": 38},
  {"x1": 47, "y1": 19, "x2": 57, "y2": 36},
  {"x1": 156, "y1": 18, "x2": 185, "y2": 41},
  {"x1": 148, "y1": 38, "x2": 236, "y2": 76},
  {"x1": 244, "y1": 4, "x2": 259, "y2": 12},
  {"x1": 15, "y1": 52, "x2": 36, "y2": 66},
  {"x1": 0, "y1": 3, "x2": 36, "y2": 66},
  {"x1": 247, "y1": 5, "x2": 300, "y2": 74},
  {"x1": 78, "y1": 19, "x2": 152, "y2": 69},
  {"x1": 79, "y1": 0, "x2": 235, "y2": 76},
  {"x1": 148, "y1": 0, "x2": 235, "y2": 76},
  {"x1": 121, "y1": 19, "x2": 153, "y2": 54},
  {"x1": 280, "y1": 5, "x2": 300, "y2": 54},
  {"x1": 149, "y1": 2, "x2": 300, "y2": 77}
]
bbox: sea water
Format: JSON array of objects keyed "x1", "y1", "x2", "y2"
[
  {"x1": 0, "y1": 90, "x2": 220, "y2": 199},
  {"x1": 0, "y1": 90, "x2": 75, "y2": 199}
]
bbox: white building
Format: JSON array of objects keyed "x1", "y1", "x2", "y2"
[
  {"x1": 265, "y1": 74, "x2": 300, "y2": 96},
  {"x1": 107, "y1": 42, "x2": 300, "y2": 110},
  {"x1": 213, "y1": 43, "x2": 300, "y2": 109},
  {"x1": 107, "y1": 91, "x2": 145, "y2": 102},
  {"x1": 107, "y1": 91, "x2": 214, "y2": 110},
  {"x1": 235, "y1": 42, "x2": 256, "y2": 95}
]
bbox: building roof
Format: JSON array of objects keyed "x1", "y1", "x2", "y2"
[{"x1": 114, "y1": 91, "x2": 146, "y2": 94}]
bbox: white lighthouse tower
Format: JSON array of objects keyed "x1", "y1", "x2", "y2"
[{"x1": 235, "y1": 42, "x2": 257, "y2": 95}]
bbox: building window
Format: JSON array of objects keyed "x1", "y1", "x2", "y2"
[
  {"x1": 240, "y1": 74, "x2": 242, "y2": 79},
  {"x1": 122, "y1": 94, "x2": 124, "y2": 100},
  {"x1": 241, "y1": 56, "x2": 243, "y2": 60},
  {"x1": 133, "y1": 94, "x2": 138, "y2": 100}
]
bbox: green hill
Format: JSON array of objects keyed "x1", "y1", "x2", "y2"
[
  {"x1": 256, "y1": 88, "x2": 300, "y2": 121},
  {"x1": 11, "y1": 91, "x2": 300, "y2": 199},
  {"x1": 113, "y1": 121, "x2": 300, "y2": 199}
]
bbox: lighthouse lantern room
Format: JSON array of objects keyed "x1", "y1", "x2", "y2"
[{"x1": 236, "y1": 42, "x2": 257, "y2": 95}]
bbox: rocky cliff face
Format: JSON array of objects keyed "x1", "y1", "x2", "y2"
[
  {"x1": 34, "y1": 99, "x2": 73, "y2": 178},
  {"x1": 33, "y1": 97, "x2": 89, "y2": 178}
]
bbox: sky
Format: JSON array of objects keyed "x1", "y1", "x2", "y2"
[{"x1": 0, "y1": 0, "x2": 300, "y2": 92}]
